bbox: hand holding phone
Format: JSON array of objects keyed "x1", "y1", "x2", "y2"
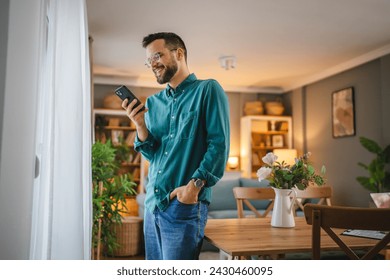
[{"x1": 115, "y1": 85, "x2": 145, "y2": 112}]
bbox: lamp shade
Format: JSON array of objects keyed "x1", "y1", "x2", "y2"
[
  {"x1": 273, "y1": 149, "x2": 297, "y2": 166},
  {"x1": 227, "y1": 156, "x2": 239, "y2": 170}
]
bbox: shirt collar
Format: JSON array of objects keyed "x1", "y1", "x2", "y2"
[{"x1": 165, "y1": 73, "x2": 197, "y2": 97}]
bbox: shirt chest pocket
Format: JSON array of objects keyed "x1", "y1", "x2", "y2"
[{"x1": 178, "y1": 111, "x2": 197, "y2": 139}]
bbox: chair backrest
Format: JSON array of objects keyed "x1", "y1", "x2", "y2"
[
  {"x1": 233, "y1": 187, "x2": 275, "y2": 218},
  {"x1": 304, "y1": 203, "x2": 390, "y2": 260},
  {"x1": 295, "y1": 186, "x2": 332, "y2": 212}
]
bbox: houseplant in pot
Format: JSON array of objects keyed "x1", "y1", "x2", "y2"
[
  {"x1": 92, "y1": 140, "x2": 137, "y2": 259},
  {"x1": 356, "y1": 136, "x2": 390, "y2": 193},
  {"x1": 257, "y1": 152, "x2": 326, "y2": 227}
]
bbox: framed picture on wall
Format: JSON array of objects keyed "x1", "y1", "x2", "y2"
[
  {"x1": 332, "y1": 87, "x2": 355, "y2": 138},
  {"x1": 272, "y1": 135, "x2": 284, "y2": 147}
]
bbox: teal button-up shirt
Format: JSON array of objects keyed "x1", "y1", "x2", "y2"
[{"x1": 134, "y1": 74, "x2": 230, "y2": 213}]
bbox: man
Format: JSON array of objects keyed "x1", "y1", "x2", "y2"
[{"x1": 122, "y1": 32, "x2": 230, "y2": 260}]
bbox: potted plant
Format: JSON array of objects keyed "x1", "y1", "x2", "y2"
[
  {"x1": 257, "y1": 152, "x2": 326, "y2": 190},
  {"x1": 91, "y1": 140, "x2": 137, "y2": 259},
  {"x1": 114, "y1": 136, "x2": 131, "y2": 163},
  {"x1": 257, "y1": 152, "x2": 326, "y2": 228},
  {"x1": 356, "y1": 136, "x2": 390, "y2": 193}
]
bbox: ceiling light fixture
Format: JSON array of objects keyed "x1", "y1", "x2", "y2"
[{"x1": 219, "y1": 55, "x2": 236, "y2": 70}]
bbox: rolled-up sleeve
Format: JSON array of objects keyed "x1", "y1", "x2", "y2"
[{"x1": 134, "y1": 131, "x2": 159, "y2": 162}]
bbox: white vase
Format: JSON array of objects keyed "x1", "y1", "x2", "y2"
[{"x1": 271, "y1": 187, "x2": 297, "y2": 228}]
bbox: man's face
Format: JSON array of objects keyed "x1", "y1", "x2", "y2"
[{"x1": 145, "y1": 39, "x2": 178, "y2": 84}]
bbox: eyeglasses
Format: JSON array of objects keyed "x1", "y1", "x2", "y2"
[{"x1": 144, "y1": 49, "x2": 177, "y2": 68}]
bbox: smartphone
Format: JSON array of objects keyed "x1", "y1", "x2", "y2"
[{"x1": 115, "y1": 85, "x2": 145, "y2": 112}]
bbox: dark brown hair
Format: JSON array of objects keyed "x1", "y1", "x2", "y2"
[{"x1": 142, "y1": 32, "x2": 187, "y2": 61}]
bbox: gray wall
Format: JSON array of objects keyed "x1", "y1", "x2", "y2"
[
  {"x1": 380, "y1": 55, "x2": 390, "y2": 144},
  {"x1": 289, "y1": 56, "x2": 390, "y2": 207}
]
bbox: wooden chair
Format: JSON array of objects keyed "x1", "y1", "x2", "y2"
[
  {"x1": 304, "y1": 204, "x2": 390, "y2": 260},
  {"x1": 294, "y1": 186, "x2": 332, "y2": 214},
  {"x1": 232, "y1": 187, "x2": 277, "y2": 259},
  {"x1": 233, "y1": 187, "x2": 275, "y2": 218}
]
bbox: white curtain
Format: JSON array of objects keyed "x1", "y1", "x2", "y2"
[{"x1": 30, "y1": 0, "x2": 92, "y2": 259}]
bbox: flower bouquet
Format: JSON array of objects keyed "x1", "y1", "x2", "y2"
[
  {"x1": 257, "y1": 152, "x2": 326, "y2": 190},
  {"x1": 256, "y1": 151, "x2": 326, "y2": 228}
]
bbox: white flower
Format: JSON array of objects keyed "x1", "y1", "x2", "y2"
[
  {"x1": 257, "y1": 167, "x2": 272, "y2": 181},
  {"x1": 262, "y1": 152, "x2": 278, "y2": 166}
]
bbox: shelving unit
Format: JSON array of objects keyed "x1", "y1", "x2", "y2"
[
  {"x1": 93, "y1": 108, "x2": 146, "y2": 194},
  {"x1": 240, "y1": 115, "x2": 292, "y2": 178}
]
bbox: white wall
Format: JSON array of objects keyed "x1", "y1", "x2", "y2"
[
  {"x1": 0, "y1": 0, "x2": 42, "y2": 259},
  {"x1": 0, "y1": 0, "x2": 10, "y2": 173}
]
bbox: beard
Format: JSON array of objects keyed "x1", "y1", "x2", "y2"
[{"x1": 154, "y1": 61, "x2": 178, "y2": 84}]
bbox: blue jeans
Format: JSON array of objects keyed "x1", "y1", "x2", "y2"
[{"x1": 144, "y1": 198, "x2": 208, "y2": 260}]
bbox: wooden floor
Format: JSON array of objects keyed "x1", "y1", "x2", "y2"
[
  {"x1": 101, "y1": 252, "x2": 223, "y2": 260},
  {"x1": 102, "y1": 254, "x2": 145, "y2": 260}
]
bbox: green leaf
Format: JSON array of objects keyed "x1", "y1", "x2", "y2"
[
  {"x1": 357, "y1": 162, "x2": 368, "y2": 170},
  {"x1": 383, "y1": 145, "x2": 390, "y2": 163},
  {"x1": 359, "y1": 137, "x2": 382, "y2": 154},
  {"x1": 356, "y1": 176, "x2": 377, "y2": 192},
  {"x1": 295, "y1": 183, "x2": 305, "y2": 190},
  {"x1": 91, "y1": 140, "x2": 139, "y2": 256},
  {"x1": 307, "y1": 165, "x2": 315, "y2": 175}
]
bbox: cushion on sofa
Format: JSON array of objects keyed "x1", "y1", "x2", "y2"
[
  {"x1": 239, "y1": 177, "x2": 269, "y2": 188},
  {"x1": 208, "y1": 209, "x2": 239, "y2": 219},
  {"x1": 208, "y1": 178, "x2": 240, "y2": 212},
  {"x1": 239, "y1": 178, "x2": 272, "y2": 210}
]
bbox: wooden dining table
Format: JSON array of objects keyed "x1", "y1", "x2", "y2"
[{"x1": 204, "y1": 217, "x2": 389, "y2": 259}]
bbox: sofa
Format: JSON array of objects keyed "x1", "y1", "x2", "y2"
[{"x1": 207, "y1": 177, "x2": 270, "y2": 219}]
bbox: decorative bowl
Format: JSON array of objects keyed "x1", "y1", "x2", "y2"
[
  {"x1": 103, "y1": 93, "x2": 122, "y2": 109},
  {"x1": 244, "y1": 101, "x2": 264, "y2": 115},
  {"x1": 265, "y1": 102, "x2": 284, "y2": 115}
]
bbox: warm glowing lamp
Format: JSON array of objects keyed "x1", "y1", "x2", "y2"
[
  {"x1": 227, "y1": 156, "x2": 239, "y2": 170},
  {"x1": 273, "y1": 149, "x2": 297, "y2": 166}
]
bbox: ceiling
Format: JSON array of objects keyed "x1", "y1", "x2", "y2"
[{"x1": 86, "y1": 0, "x2": 390, "y2": 93}]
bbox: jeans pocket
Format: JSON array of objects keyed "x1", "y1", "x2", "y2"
[{"x1": 168, "y1": 198, "x2": 199, "y2": 220}]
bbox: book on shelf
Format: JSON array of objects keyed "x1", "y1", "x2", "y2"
[
  {"x1": 108, "y1": 117, "x2": 120, "y2": 127},
  {"x1": 279, "y1": 121, "x2": 289, "y2": 131},
  {"x1": 252, "y1": 120, "x2": 268, "y2": 133}
]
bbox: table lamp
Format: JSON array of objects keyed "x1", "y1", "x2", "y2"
[
  {"x1": 227, "y1": 156, "x2": 239, "y2": 170},
  {"x1": 273, "y1": 149, "x2": 297, "y2": 166}
]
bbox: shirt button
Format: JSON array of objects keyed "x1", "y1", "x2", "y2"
[
  {"x1": 164, "y1": 152, "x2": 168, "y2": 155},
  {"x1": 155, "y1": 189, "x2": 159, "y2": 193},
  {"x1": 158, "y1": 170, "x2": 162, "y2": 174},
  {"x1": 171, "y1": 115, "x2": 175, "y2": 119},
  {"x1": 170, "y1": 134, "x2": 174, "y2": 138}
]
